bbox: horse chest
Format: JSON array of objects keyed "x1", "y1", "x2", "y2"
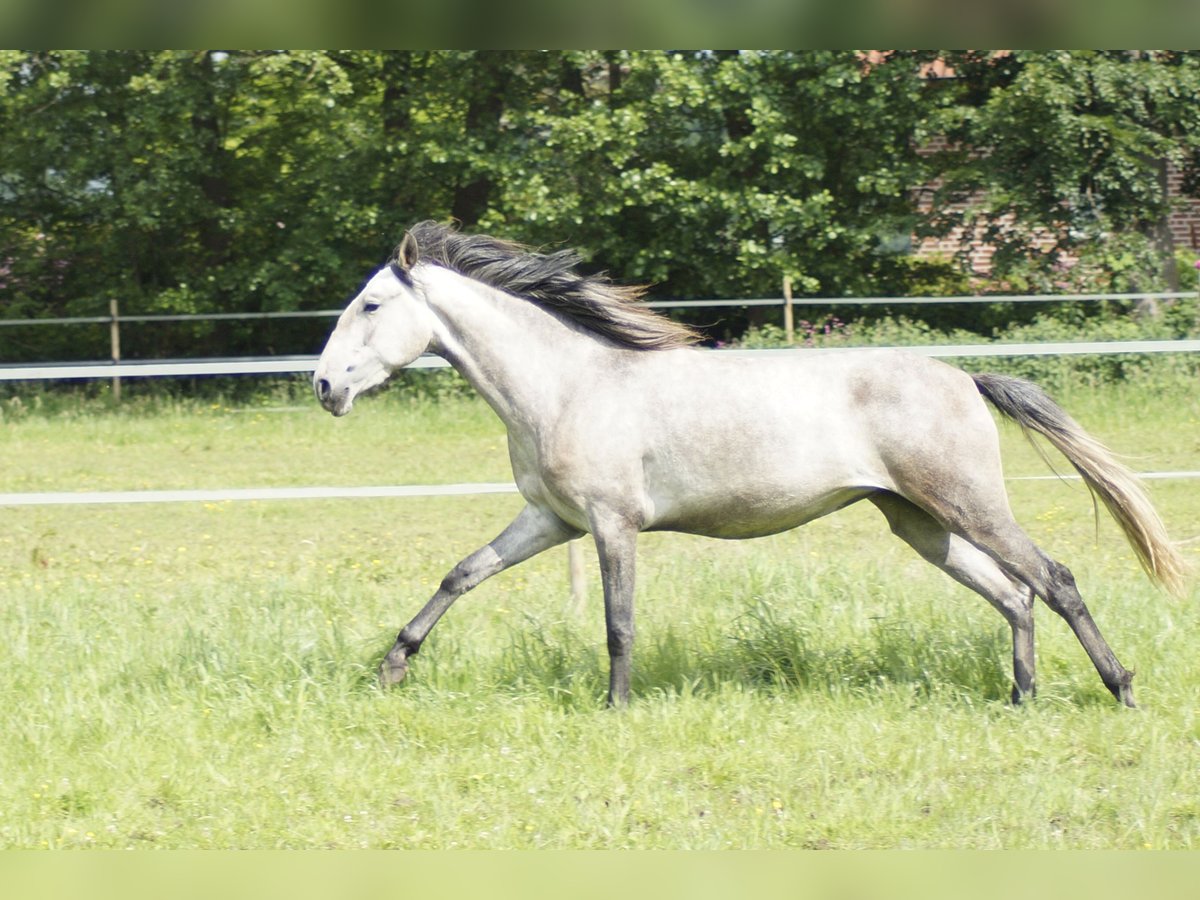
[{"x1": 505, "y1": 431, "x2": 598, "y2": 527}]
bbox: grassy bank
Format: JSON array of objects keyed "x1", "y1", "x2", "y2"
[{"x1": 1, "y1": 373, "x2": 1198, "y2": 848}]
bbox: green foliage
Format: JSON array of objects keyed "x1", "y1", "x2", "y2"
[
  {"x1": 926, "y1": 51, "x2": 1200, "y2": 294},
  {"x1": 956, "y1": 308, "x2": 1200, "y2": 389},
  {"x1": 4, "y1": 51, "x2": 1200, "y2": 369},
  {"x1": 0, "y1": 51, "x2": 387, "y2": 361},
  {"x1": 738, "y1": 293, "x2": 1200, "y2": 394},
  {"x1": 490, "y1": 51, "x2": 933, "y2": 301}
]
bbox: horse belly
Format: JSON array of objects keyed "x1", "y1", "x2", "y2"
[
  {"x1": 635, "y1": 373, "x2": 885, "y2": 537},
  {"x1": 646, "y1": 483, "x2": 872, "y2": 539},
  {"x1": 642, "y1": 439, "x2": 878, "y2": 538}
]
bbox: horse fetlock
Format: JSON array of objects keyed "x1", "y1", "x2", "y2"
[{"x1": 1010, "y1": 681, "x2": 1037, "y2": 706}]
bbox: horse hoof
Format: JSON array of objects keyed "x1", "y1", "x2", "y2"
[
  {"x1": 1118, "y1": 683, "x2": 1137, "y2": 709},
  {"x1": 379, "y1": 653, "x2": 409, "y2": 688},
  {"x1": 1108, "y1": 676, "x2": 1136, "y2": 708}
]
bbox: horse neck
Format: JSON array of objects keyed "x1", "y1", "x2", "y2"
[{"x1": 418, "y1": 264, "x2": 605, "y2": 426}]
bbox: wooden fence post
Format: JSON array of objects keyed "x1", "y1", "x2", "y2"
[
  {"x1": 782, "y1": 275, "x2": 794, "y2": 344},
  {"x1": 566, "y1": 539, "x2": 586, "y2": 616},
  {"x1": 109, "y1": 298, "x2": 121, "y2": 402}
]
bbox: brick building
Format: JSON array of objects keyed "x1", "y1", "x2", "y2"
[
  {"x1": 912, "y1": 150, "x2": 1200, "y2": 278},
  {"x1": 869, "y1": 53, "x2": 1200, "y2": 279}
]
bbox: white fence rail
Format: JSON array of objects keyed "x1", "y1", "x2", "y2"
[
  {"x1": 6, "y1": 338, "x2": 1200, "y2": 384},
  {"x1": 5, "y1": 288, "x2": 1195, "y2": 602},
  {"x1": 4, "y1": 472, "x2": 1199, "y2": 510},
  {"x1": 0, "y1": 482, "x2": 521, "y2": 507}
]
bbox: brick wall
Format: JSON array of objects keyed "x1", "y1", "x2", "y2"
[
  {"x1": 1166, "y1": 162, "x2": 1200, "y2": 251},
  {"x1": 912, "y1": 139, "x2": 1200, "y2": 275}
]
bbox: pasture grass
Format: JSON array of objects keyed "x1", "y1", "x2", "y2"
[{"x1": 1, "y1": 372, "x2": 1199, "y2": 848}]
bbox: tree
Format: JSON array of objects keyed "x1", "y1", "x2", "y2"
[
  {"x1": 5, "y1": 51, "x2": 1200, "y2": 366},
  {"x1": 923, "y1": 50, "x2": 1200, "y2": 294},
  {"x1": 465, "y1": 50, "x2": 935, "y2": 302},
  {"x1": 0, "y1": 51, "x2": 378, "y2": 360}
]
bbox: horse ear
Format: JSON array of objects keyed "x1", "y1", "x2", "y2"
[{"x1": 396, "y1": 231, "x2": 420, "y2": 271}]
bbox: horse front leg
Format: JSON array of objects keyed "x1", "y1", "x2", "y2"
[
  {"x1": 380, "y1": 503, "x2": 579, "y2": 687},
  {"x1": 590, "y1": 512, "x2": 640, "y2": 707}
]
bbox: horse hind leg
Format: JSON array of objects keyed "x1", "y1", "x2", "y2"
[
  {"x1": 1031, "y1": 555, "x2": 1136, "y2": 707},
  {"x1": 870, "y1": 493, "x2": 1037, "y2": 704},
  {"x1": 909, "y1": 489, "x2": 1136, "y2": 708}
]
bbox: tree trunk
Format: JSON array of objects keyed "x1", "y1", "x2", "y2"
[
  {"x1": 1153, "y1": 155, "x2": 1181, "y2": 293},
  {"x1": 450, "y1": 52, "x2": 515, "y2": 228}
]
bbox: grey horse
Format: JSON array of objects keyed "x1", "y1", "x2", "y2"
[{"x1": 314, "y1": 221, "x2": 1187, "y2": 707}]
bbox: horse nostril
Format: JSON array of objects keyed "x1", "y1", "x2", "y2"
[{"x1": 316, "y1": 377, "x2": 331, "y2": 400}]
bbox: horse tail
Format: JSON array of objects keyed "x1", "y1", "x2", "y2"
[{"x1": 973, "y1": 372, "x2": 1190, "y2": 598}]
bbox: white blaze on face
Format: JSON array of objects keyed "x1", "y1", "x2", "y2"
[{"x1": 313, "y1": 266, "x2": 433, "y2": 416}]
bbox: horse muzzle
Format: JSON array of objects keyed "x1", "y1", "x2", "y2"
[{"x1": 314, "y1": 373, "x2": 353, "y2": 417}]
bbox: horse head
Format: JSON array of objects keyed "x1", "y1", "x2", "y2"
[{"x1": 314, "y1": 232, "x2": 435, "y2": 416}]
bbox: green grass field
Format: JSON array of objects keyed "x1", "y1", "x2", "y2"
[{"x1": 1, "y1": 373, "x2": 1198, "y2": 849}]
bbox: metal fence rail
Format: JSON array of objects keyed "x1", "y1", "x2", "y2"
[
  {"x1": 2, "y1": 289, "x2": 1197, "y2": 329},
  {"x1": 2, "y1": 290, "x2": 1198, "y2": 384},
  {"x1": 0, "y1": 309, "x2": 346, "y2": 328}
]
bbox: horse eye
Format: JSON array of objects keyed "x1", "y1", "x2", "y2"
[{"x1": 363, "y1": 300, "x2": 381, "y2": 314}]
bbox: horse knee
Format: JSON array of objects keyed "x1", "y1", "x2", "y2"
[
  {"x1": 606, "y1": 626, "x2": 634, "y2": 659},
  {"x1": 439, "y1": 561, "x2": 474, "y2": 597},
  {"x1": 992, "y1": 585, "x2": 1034, "y2": 627}
]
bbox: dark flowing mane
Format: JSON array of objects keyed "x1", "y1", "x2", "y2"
[{"x1": 391, "y1": 221, "x2": 701, "y2": 351}]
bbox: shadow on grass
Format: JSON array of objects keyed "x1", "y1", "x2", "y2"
[
  {"x1": 712, "y1": 599, "x2": 1014, "y2": 702},
  {"x1": 349, "y1": 603, "x2": 1125, "y2": 710},
  {"x1": 481, "y1": 601, "x2": 1016, "y2": 710}
]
